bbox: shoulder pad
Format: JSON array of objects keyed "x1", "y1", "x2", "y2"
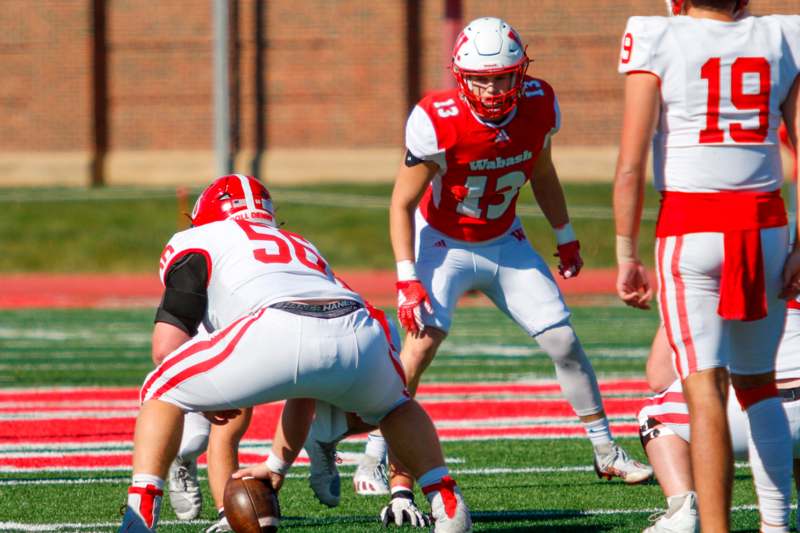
[{"x1": 618, "y1": 16, "x2": 670, "y2": 76}]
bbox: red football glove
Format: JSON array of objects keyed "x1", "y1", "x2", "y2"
[
  {"x1": 555, "y1": 240, "x2": 583, "y2": 279},
  {"x1": 396, "y1": 280, "x2": 433, "y2": 334}
]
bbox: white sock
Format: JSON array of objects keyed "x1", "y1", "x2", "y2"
[
  {"x1": 584, "y1": 417, "x2": 613, "y2": 448},
  {"x1": 747, "y1": 397, "x2": 792, "y2": 530},
  {"x1": 365, "y1": 433, "x2": 387, "y2": 461},
  {"x1": 177, "y1": 411, "x2": 211, "y2": 462},
  {"x1": 132, "y1": 474, "x2": 163, "y2": 490}
]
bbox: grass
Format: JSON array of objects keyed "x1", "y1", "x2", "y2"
[
  {"x1": 0, "y1": 304, "x2": 781, "y2": 531},
  {"x1": 0, "y1": 182, "x2": 663, "y2": 273}
]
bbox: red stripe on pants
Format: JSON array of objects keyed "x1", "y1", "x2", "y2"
[
  {"x1": 657, "y1": 238, "x2": 682, "y2": 378},
  {"x1": 671, "y1": 237, "x2": 698, "y2": 375},
  {"x1": 143, "y1": 308, "x2": 265, "y2": 402},
  {"x1": 140, "y1": 312, "x2": 257, "y2": 403}
]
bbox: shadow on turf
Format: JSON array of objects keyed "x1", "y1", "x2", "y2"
[{"x1": 279, "y1": 510, "x2": 616, "y2": 530}]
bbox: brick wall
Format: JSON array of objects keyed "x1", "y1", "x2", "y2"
[{"x1": 0, "y1": 0, "x2": 796, "y2": 182}]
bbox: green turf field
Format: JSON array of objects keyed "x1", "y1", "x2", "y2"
[
  {"x1": 0, "y1": 183, "x2": 662, "y2": 273},
  {"x1": 0, "y1": 305, "x2": 781, "y2": 532}
]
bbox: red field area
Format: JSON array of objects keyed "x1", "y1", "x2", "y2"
[
  {"x1": 0, "y1": 381, "x2": 649, "y2": 472},
  {"x1": 0, "y1": 269, "x2": 631, "y2": 309}
]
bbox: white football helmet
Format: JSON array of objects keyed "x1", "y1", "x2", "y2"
[
  {"x1": 451, "y1": 17, "x2": 529, "y2": 120},
  {"x1": 665, "y1": 0, "x2": 748, "y2": 16}
]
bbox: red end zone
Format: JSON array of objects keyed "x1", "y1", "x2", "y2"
[
  {"x1": 0, "y1": 380, "x2": 650, "y2": 472},
  {"x1": 0, "y1": 269, "x2": 632, "y2": 309}
]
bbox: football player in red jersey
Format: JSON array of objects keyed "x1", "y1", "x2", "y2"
[{"x1": 301, "y1": 16, "x2": 653, "y2": 525}]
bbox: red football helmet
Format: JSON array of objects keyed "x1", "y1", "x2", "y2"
[
  {"x1": 451, "y1": 17, "x2": 530, "y2": 121},
  {"x1": 667, "y1": 0, "x2": 749, "y2": 16},
  {"x1": 190, "y1": 174, "x2": 275, "y2": 227}
]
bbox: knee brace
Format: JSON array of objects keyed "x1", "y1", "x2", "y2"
[
  {"x1": 638, "y1": 416, "x2": 676, "y2": 449},
  {"x1": 536, "y1": 324, "x2": 579, "y2": 365},
  {"x1": 536, "y1": 324, "x2": 602, "y2": 417},
  {"x1": 733, "y1": 381, "x2": 779, "y2": 410}
]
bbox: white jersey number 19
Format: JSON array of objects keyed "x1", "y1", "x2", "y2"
[{"x1": 699, "y1": 56, "x2": 770, "y2": 144}]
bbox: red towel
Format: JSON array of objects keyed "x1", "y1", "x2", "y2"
[{"x1": 656, "y1": 190, "x2": 786, "y2": 321}]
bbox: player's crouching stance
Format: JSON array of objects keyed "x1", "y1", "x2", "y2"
[
  {"x1": 346, "y1": 16, "x2": 651, "y2": 516},
  {"x1": 117, "y1": 175, "x2": 472, "y2": 533}
]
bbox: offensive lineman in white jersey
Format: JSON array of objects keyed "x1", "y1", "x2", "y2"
[
  {"x1": 117, "y1": 175, "x2": 472, "y2": 533},
  {"x1": 613, "y1": 1, "x2": 800, "y2": 531}
]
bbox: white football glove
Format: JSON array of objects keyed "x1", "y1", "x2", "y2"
[{"x1": 380, "y1": 490, "x2": 431, "y2": 528}]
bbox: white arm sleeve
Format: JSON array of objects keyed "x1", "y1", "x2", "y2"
[{"x1": 405, "y1": 106, "x2": 445, "y2": 168}]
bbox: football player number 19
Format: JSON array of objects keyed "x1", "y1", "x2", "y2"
[
  {"x1": 700, "y1": 57, "x2": 770, "y2": 143},
  {"x1": 456, "y1": 171, "x2": 526, "y2": 220}
]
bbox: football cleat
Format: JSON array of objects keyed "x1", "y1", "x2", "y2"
[
  {"x1": 353, "y1": 454, "x2": 390, "y2": 496},
  {"x1": 205, "y1": 511, "x2": 232, "y2": 532},
  {"x1": 423, "y1": 476, "x2": 473, "y2": 533},
  {"x1": 594, "y1": 442, "x2": 653, "y2": 484},
  {"x1": 118, "y1": 484, "x2": 163, "y2": 533},
  {"x1": 305, "y1": 435, "x2": 341, "y2": 507},
  {"x1": 167, "y1": 456, "x2": 202, "y2": 520},
  {"x1": 643, "y1": 492, "x2": 698, "y2": 533},
  {"x1": 119, "y1": 506, "x2": 156, "y2": 533},
  {"x1": 380, "y1": 489, "x2": 430, "y2": 527}
]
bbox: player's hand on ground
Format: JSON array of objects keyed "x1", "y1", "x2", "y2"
[
  {"x1": 203, "y1": 409, "x2": 243, "y2": 425},
  {"x1": 781, "y1": 248, "x2": 800, "y2": 299},
  {"x1": 396, "y1": 280, "x2": 433, "y2": 334},
  {"x1": 231, "y1": 463, "x2": 285, "y2": 492},
  {"x1": 616, "y1": 261, "x2": 652, "y2": 309},
  {"x1": 555, "y1": 240, "x2": 583, "y2": 279},
  {"x1": 380, "y1": 489, "x2": 430, "y2": 528}
]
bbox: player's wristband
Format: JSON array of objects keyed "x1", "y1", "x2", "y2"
[
  {"x1": 615, "y1": 235, "x2": 639, "y2": 264},
  {"x1": 396, "y1": 260, "x2": 418, "y2": 281},
  {"x1": 554, "y1": 223, "x2": 577, "y2": 245},
  {"x1": 265, "y1": 451, "x2": 291, "y2": 476}
]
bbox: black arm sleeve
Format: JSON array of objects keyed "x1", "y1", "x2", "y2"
[
  {"x1": 154, "y1": 253, "x2": 209, "y2": 336},
  {"x1": 404, "y1": 149, "x2": 425, "y2": 167}
]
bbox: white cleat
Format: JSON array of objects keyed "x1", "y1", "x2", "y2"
[
  {"x1": 167, "y1": 457, "x2": 202, "y2": 520},
  {"x1": 594, "y1": 442, "x2": 653, "y2": 484},
  {"x1": 353, "y1": 454, "x2": 390, "y2": 496},
  {"x1": 424, "y1": 476, "x2": 472, "y2": 533},
  {"x1": 643, "y1": 492, "x2": 698, "y2": 533},
  {"x1": 205, "y1": 511, "x2": 232, "y2": 532},
  {"x1": 305, "y1": 436, "x2": 341, "y2": 507}
]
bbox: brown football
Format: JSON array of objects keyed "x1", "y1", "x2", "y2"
[{"x1": 223, "y1": 476, "x2": 280, "y2": 533}]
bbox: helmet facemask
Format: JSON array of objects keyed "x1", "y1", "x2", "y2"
[{"x1": 453, "y1": 58, "x2": 529, "y2": 121}]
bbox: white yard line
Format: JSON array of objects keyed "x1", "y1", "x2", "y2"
[
  {"x1": 0, "y1": 504, "x2": 760, "y2": 530},
  {"x1": 0, "y1": 462, "x2": 751, "y2": 484}
]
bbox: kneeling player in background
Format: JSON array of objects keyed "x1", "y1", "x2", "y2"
[{"x1": 638, "y1": 315, "x2": 800, "y2": 533}]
